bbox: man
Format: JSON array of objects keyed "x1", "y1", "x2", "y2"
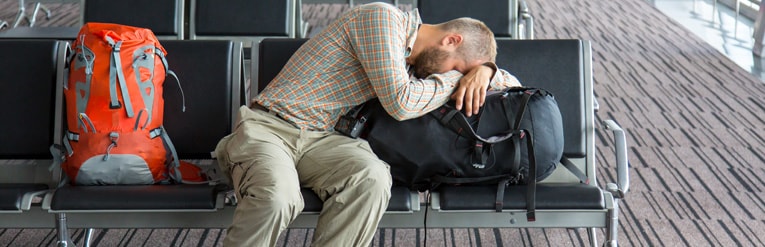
[{"x1": 214, "y1": 2, "x2": 521, "y2": 246}]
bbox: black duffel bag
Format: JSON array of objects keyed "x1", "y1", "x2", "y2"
[{"x1": 361, "y1": 87, "x2": 564, "y2": 220}]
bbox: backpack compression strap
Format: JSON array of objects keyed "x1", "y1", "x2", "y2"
[
  {"x1": 155, "y1": 126, "x2": 182, "y2": 183},
  {"x1": 104, "y1": 36, "x2": 135, "y2": 117},
  {"x1": 70, "y1": 45, "x2": 95, "y2": 118}
]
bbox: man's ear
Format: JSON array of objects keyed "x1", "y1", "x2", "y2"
[{"x1": 441, "y1": 33, "x2": 463, "y2": 49}]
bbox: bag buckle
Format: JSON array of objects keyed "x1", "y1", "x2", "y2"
[
  {"x1": 472, "y1": 142, "x2": 486, "y2": 169},
  {"x1": 103, "y1": 132, "x2": 119, "y2": 161}
]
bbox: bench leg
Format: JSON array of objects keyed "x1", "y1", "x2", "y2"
[
  {"x1": 11, "y1": 0, "x2": 51, "y2": 27},
  {"x1": 587, "y1": 228, "x2": 598, "y2": 247},
  {"x1": 28, "y1": 2, "x2": 51, "y2": 27},
  {"x1": 604, "y1": 199, "x2": 621, "y2": 247},
  {"x1": 12, "y1": 0, "x2": 26, "y2": 28},
  {"x1": 55, "y1": 213, "x2": 75, "y2": 247},
  {"x1": 84, "y1": 228, "x2": 94, "y2": 247}
]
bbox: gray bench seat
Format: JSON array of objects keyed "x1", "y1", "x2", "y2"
[
  {"x1": 50, "y1": 184, "x2": 227, "y2": 211},
  {"x1": 301, "y1": 186, "x2": 413, "y2": 213},
  {"x1": 437, "y1": 184, "x2": 604, "y2": 210},
  {"x1": 0, "y1": 184, "x2": 49, "y2": 211},
  {"x1": 0, "y1": 39, "x2": 66, "y2": 228}
]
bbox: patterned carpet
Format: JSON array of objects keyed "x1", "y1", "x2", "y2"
[{"x1": 2, "y1": 0, "x2": 765, "y2": 246}]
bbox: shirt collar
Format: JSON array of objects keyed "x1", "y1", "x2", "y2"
[{"x1": 404, "y1": 8, "x2": 421, "y2": 58}]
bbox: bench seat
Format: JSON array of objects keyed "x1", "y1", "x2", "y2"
[
  {"x1": 49, "y1": 184, "x2": 228, "y2": 211},
  {"x1": 301, "y1": 186, "x2": 414, "y2": 213},
  {"x1": 0, "y1": 184, "x2": 49, "y2": 211},
  {"x1": 49, "y1": 183, "x2": 413, "y2": 213},
  {"x1": 0, "y1": 39, "x2": 66, "y2": 228},
  {"x1": 436, "y1": 184, "x2": 603, "y2": 211}
]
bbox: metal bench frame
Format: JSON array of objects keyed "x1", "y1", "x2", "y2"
[{"x1": 0, "y1": 38, "x2": 628, "y2": 247}]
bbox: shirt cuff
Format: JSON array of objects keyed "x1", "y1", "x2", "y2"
[{"x1": 482, "y1": 62, "x2": 499, "y2": 81}]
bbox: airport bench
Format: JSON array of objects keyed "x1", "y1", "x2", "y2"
[
  {"x1": 0, "y1": 40, "x2": 67, "y2": 228},
  {"x1": 427, "y1": 40, "x2": 629, "y2": 246},
  {"x1": 255, "y1": 38, "x2": 629, "y2": 246},
  {"x1": 418, "y1": 0, "x2": 534, "y2": 39},
  {"x1": 0, "y1": 37, "x2": 628, "y2": 247},
  {"x1": 43, "y1": 40, "x2": 244, "y2": 246}
]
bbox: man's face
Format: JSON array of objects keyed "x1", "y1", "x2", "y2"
[
  {"x1": 411, "y1": 46, "x2": 451, "y2": 78},
  {"x1": 410, "y1": 46, "x2": 485, "y2": 78}
]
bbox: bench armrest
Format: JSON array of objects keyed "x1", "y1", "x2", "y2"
[
  {"x1": 519, "y1": 0, "x2": 534, "y2": 39},
  {"x1": 593, "y1": 97, "x2": 600, "y2": 112},
  {"x1": 602, "y1": 120, "x2": 629, "y2": 198}
]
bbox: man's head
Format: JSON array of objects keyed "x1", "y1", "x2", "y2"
[{"x1": 408, "y1": 17, "x2": 496, "y2": 78}]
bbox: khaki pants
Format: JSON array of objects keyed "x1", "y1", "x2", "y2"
[{"x1": 215, "y1": 106, "x2": 392, "y2": 247}]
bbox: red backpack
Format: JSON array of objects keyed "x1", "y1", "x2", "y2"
[{"x1": 59, "y1": 23, "x2": 186, "y2": 185}]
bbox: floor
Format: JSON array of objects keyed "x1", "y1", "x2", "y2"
[
  {"x1": 4, "y1": 1, "x2": 765, "y2": 246},
  {"x1": 651, "y1": 0, "x2": 765, "y2": 80}
]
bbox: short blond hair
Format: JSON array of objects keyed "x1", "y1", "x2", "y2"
[{"x1": 436, "y1": 18, "x2": 497, "y2": 63}]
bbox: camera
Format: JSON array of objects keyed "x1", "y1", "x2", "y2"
[{"x1": 334, "y1": 114, "x2": 367, "y2": 138}]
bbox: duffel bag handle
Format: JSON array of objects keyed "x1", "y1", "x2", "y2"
[
  {"x1": 429, "y1": 107, "x2": 516, "y2": 143},
  {"x1": 429, "y1": 87, "x2": 541, "y2": 143}
]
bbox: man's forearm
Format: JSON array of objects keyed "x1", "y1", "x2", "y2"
[{"x1": 381, "y1": 70, "x2": 463, "y2": 121}]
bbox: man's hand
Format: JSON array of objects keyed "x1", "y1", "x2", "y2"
[{"x1": 450, "y1": 64, "x2": 494, "y2": 117}]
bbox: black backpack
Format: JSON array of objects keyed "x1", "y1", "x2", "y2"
[{"x1": 360, "y1": 87, "x2": 564, "y2": 217}]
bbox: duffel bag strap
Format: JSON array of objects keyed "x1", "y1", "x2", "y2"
[
  {"x1": 495, "y1": 177, "x2": 512, "y2": 212},
  {"x1": 502, "y1": 88, "x2": 536, "y2": 131},
  {"x1": 561, "y1": 156, "x2": 589, "y2": 184},
  {"x1": 471, "y1": 141, "x2": 492, "y2": 169},
  {"x1": 431, "y1": 173, "x2": 517, "y2": 184},
  {"x1": 507, "y1": 89, "x2": 538, "y2": 221},
  {"x1": 524, "y1": 129, "x2": 537, "y2": 222}
]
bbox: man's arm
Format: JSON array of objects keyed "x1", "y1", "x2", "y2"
[
  {"x1": 451, "y1": 62, "x2": 521, "y2": 116},
  {"x1": 484, "y1": 62, "x2": 522, "y2": 90},
  {"x1": 348, "y1": 5, "x2": 462, "y2": 120}
]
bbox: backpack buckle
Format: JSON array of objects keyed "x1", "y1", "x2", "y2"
[{"x1": 103, "y1": 132, "x2": 119, "y2": 161}]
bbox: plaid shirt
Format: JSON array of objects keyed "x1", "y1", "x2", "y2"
[{"x1": 254, "y1": 3, "x2": 520, "y2": 131}]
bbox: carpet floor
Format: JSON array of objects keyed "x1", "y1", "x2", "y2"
[{"x1": 2, "y1": 0, "x2": 764, "y2": 246}]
